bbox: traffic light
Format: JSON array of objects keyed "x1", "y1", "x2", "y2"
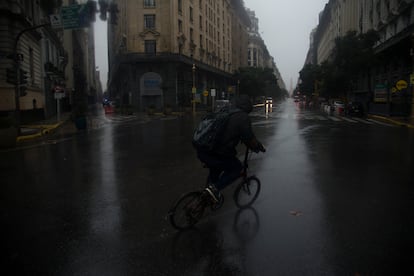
[
  {"x1": 6, "y1": 68, "x2": 17, "y2": 85},
  {"x1": 6, "y1": 53, "x2": 23, "y2": 62},
  {"x1": 109, "y1": 3, "x2": 119, "y2": 25},
  {"x1": 19, "y1": 69, "x2": 28, "y2": 84},
  {"x1": 98, "y1": 0, "x2": 108, "y2": 21},
  {"x1": 86, "y1": 0, "x2": 97, "y2": 22}
]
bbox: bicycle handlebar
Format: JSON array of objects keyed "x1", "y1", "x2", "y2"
[{"x1": 244, "y1": 144, "x2": 265, "y2": 165}]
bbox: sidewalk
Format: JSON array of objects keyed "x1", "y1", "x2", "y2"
[
  {"x1": 15, "y1": 106, "x2": 193, "y2": 145},
  {"x1": 17, "y1": 112, "x2": 74, "y2": 143}
]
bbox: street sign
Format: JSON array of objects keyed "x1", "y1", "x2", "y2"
[
  {"x1": 60, "y1": 4, "x2": 89, "y2": 30},
  {"x1": 54, "y1": 85, "x2": 64, "y2": 93},
  {"x1": 210, "y1": 89, "x2": 216, "y2": 97},
  {"x1": 50, "y1": 14, "x2": 62, "y2": 29},
  {"x1": 396, "y1": 80, "x2": 408, "y2": 90},
  {"x1": 54, "y1": 92, "x2": 65, "y2": 99},
  {"x1": 374, "y1": 84, "x2": 388, "y2": 103}
]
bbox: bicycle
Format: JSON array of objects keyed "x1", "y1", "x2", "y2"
[{"x1": 168, "y1": 147, "x2": 262, "y2": 230}]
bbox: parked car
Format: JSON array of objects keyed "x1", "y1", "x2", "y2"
[
  {"x1": 215, "y1": 99, "x2": 229, "y2": 111},
  {"x1": 346, "y1": 101, "x2": 364, "y2": 117},
  {"x1": 265, "y1": 97, "x2": 273, "y2": 104},
  {"x1": 333, "y1": 100, "x2": 345, "y2": 115},
  {"x1": 324, "y1": 104, "x2": 333, "y2": 115}
]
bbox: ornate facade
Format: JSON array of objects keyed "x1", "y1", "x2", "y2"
[{"x1": 107, "y1": 0, "x2": 250, "y2": 111}]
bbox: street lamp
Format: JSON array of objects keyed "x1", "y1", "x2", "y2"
[
  {"x1": 192, "y1": 63, "x2": 196, "y2": 115},
  {"x1": 12, "y1": 23, "x2": 50, "y2": 135}
]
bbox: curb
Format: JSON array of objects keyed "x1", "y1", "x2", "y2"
[
  {"x1": 368, "y1": 114, "x2": 414, "y2": 129},
  {"x1": 17, "y1": 120, "x2": 67, "y2": 142}
]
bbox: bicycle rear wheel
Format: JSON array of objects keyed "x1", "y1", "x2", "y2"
[
  {"x1": 234, "y1": 176, "x2": 261, "y2": 208},
  {"x1": 169, "y1": 191, "x2": 206, "y2": 230}
]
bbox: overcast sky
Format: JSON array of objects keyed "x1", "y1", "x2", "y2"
[
  {"x1": 94, "y1": 0, "x2": 329, "y2": 92},
  {"x1": 244, "y1": 0, "x2": 329, "y2": 91},
  {"x1": 94, "y1": 19, "x2": 108, "y2": 91}
]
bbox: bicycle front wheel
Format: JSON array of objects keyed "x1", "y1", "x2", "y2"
[
  {"x1": 234, "y1": 176, "x2": 261, "y2": 208},
  {"x1": 169, "y1": 191, "x2": 206, "y2": 230}
]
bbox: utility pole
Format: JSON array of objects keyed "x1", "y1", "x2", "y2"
[{"x1": 192, "y1": 63, "x2": 196, "y2": 115}]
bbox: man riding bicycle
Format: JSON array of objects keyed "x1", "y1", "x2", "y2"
[{"x1": 196, "y1": 94, "x2": 266, "y2": 203}]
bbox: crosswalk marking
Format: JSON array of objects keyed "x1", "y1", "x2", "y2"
[
  {"x1": 352, "y1": 117, "x2": 374, "y2": 124},
  {"x1": 327, "y1": 116, "x2": 341, "y2": 121},
  {"x1": 252, "y1": 113, "x2": 394, "y2": 127},
  {"x1": 315, "y1": 115, "x2": 328, "y2": 120},
  {"x1": 340, "y1": 117, "x2": 358, "y2": 123}
]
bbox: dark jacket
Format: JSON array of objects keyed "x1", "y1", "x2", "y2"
[{"x1": 214, "y1": 95, "x2": 261, "y2": 157}]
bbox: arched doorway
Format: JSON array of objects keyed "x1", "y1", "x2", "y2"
[{"x1": 140, "y1": 72, "x2": 163, "y2": 110}]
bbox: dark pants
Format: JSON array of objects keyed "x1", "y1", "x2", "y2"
[{"x1": 197, "y1": 151, "x2": 243, "y2": 191}]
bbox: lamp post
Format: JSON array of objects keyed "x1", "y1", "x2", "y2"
[
  {"x1": 192, "y1": 63, "x2": 196, "y2": 115},
  {"x1": 12, "y1": 23, "x2": 50, "y2": 135}
]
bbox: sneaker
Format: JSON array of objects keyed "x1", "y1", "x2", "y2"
[{"x1": 205, "y1": 185, "x2": 221, "y2": 203}]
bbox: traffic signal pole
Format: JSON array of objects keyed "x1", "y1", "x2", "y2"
[{"x1": 13, "y1": 23, "x2": 50, "y2": 134}]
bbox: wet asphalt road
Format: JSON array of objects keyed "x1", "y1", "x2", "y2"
[{"x1": 2, "y1": 99, "x2": 414, "y2": 275}]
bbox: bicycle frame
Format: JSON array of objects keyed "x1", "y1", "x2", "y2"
[
  {"x1": 241, "y1": 146, "x2": 250, "y2": 177},
  {"x1": 204, "y1": 146, "x2": 252, "y2": 186},
  {"x1": 170, "y1": 147, "x2": 261, "y2": 230}
]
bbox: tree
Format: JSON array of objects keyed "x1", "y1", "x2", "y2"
[
  {"x1": 300, "y1": 30, "x2": 379, "y2": 100},
  {"x1": 298, "y1": 63, "x2": 322, "y2": 97},
  {"x1": 234, "y1": 67, "x2": 281, "y2": 99},
  {"x1": 330, "y1": 30, "x2": 379, "y2": 97}
]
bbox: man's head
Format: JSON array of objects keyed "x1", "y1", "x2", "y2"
[{"x1": 233, "y1": 94, "x2": 253, "y2": 113}]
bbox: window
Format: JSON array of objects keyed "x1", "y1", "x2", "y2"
[
  {"x1": 144, "y1": 14, "x2": 155, "y2": 29},
  {"x1": 190, "y1": 7, "x2": 193, "y2": 22},
  {"x1": 200, "y1": 34, "x2": 203, "y2": 48},
  {"x1": 45, "y1": 40, "x2": 50, "y2": 62},
  {"x1": 190, "y1": 28, "x2": 194, "y2": 43},
  {"x1": 29, "y1": 48, "x2": 34, "y2": 84},
  {"x1": 178, "y1": 19, "x2": 183, "y2": 32},
  {"x1": 178, "y1": 0, "x2": 182, "y2": 13},
  {"x1": 145, "y1": 40, "x2": 156, "y2": 55},
  {"x1": 144, "y1": 0, "x2": 155, "y2": 7}
]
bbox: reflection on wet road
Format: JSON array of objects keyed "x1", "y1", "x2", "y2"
[{"x1": 2, "y1": 99, "x2": 413, "y2": 275}]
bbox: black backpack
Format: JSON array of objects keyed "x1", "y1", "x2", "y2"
[{"x1": 192, "y1": 108, "x2": 239, "y2": 152}]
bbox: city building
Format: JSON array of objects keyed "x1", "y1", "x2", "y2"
[
  {"x1": 0, "y1": 0, "x2": 66, "y2": 121},
  {"x1": 312, "y1": 0, "x2": 414, "y2": 118},
  {"x1": 64, "y1": 0, "x2": 99, "y2": 111},
  {"x1": 245, "y1": 8, "x2": 285, "y2": 90},
  {"x1": 107, "y1": 0, "x2": 250, "y2": 111},
  {"x1": 0, "y1": 0, "x2": 99, "y2": 122}
]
